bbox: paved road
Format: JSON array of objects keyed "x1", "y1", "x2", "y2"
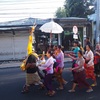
[{"x1": 0, "y1": 62, "x2": 100, "y2": 100}]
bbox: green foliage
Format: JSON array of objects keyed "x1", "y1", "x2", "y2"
[
  {"x1": 55, "y1": 0, "x2": 95, "y2": 18},
  {"x1": 67, "y1": 0, "x2": 86, "y2": 17},
  {"x1": 64, "y1": 31, "x2": 70, "y2": 35},
  {"x1": 55, "y1": 7, "x2": 66, "y2": 18}
]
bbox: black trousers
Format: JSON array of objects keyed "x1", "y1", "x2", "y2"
[
  {"x1": 72, "y1": 61, "x2": 76, "y2": 75},
  {"x1": 94, "y1": 63, "x2": 100, "y2": 75}
]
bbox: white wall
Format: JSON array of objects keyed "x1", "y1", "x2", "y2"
[{"x1": 0, "y1": 31, "x2": 29, "y2": 61}]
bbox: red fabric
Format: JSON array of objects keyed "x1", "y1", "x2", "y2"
[
  {"x1": 94, "y1": 55, "x2": 100, "y2": 64},
  {"x1": 73, "y1": 70, "x2": 90, "y2": 88},
  {"x1": 84, "y1": 63, "x2": 96, "y2": 81}
]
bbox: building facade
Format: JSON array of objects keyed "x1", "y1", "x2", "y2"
[
  {"x1": 0, "y1": 30, "x2": 29, "y2": 61},
  {"x1": 0, "y1": 17, "x2": 93, "y2": 60}
]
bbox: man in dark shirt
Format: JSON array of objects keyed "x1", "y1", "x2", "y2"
[{"x1": 21, "y1": 54, "x2": 44, "y2": 93}]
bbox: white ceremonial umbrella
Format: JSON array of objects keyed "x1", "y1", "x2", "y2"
[{"x1": 40, "y1": 20, "x2": 63, "y2": 45}]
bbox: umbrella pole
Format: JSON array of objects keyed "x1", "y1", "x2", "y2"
[
  {"x1": 50, "y1": 32, "x2": 52, "y2": 46},
  {"x1": 58, "y1": 34, "x2": 61, "y2": 45}
]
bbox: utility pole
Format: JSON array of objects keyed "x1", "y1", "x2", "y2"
[{"x1": 96, "y1": 0, "x2": 100, "y2": 43}]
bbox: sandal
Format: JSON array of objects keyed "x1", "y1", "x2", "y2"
[
  {"x1": 39, "y1": 86, "x2": 45, "y2": 90},
  {"x1": 56, "y1": 87, "x2": 63, "y2": 90},
  {"x1": 86, "y1": 89, "x2": 93, "y2": 93},
  {"x1": 45, "y1": 92, "x2": 51, "y2": 96},
  {"x1": 49, "y1": 91, "x2": 56, "y2": 96},
  {"x1": 68, "y1": 90, "x2": 75, "y2": 93},
  {"x1": 63, "y1": 81, "x2": 68, "y2": 85},
  {"x1": 21, "y1": 89, "x2": 29, "y2": 94},
  {"x1": 21, "y1": 85, "x2": 29, "y2": 94},
  {"x1": 91, "y1": 84, "x2": 97, "y2": 87}
]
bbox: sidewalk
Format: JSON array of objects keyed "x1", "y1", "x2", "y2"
[
  {"x1": 0, "y1": 58, "x2": 72, "y2": 69},
  {"x1": 0, "y1": 61, "x2": 22, "y2": 69}
]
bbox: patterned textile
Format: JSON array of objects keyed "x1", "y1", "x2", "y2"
[
  {"x1": 26, "y1": 72, "x2": 41, "y2": 86},
  {"x1": 94, "y1": 50, "x2": 100, "y2": 64},
  {"x1": 84, "y1": 63, "x2": 96, "y2": 81},
  {"x1": 54, "y1": 67, "x2": 64, "y2": 84},
  {"x1": 73, "y1": 70, "x2": 90, "y2": 88}
]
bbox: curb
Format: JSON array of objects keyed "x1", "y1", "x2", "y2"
[
  {"x1": 0, "y1": 58, "x2": 72, "y2": 69},
  {"x1": 0, "y1": 66, "x2": 20, "y2": 69},
  {"x1": 0, "y1": 62, "x2": 21, "y2": 69}
]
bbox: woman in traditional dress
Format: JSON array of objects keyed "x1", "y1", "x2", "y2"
[
  {"x1": 84, "y1": 44, "x2": 97, "y2": 86},
  {"x1": 94, "y1": 43, "x2": 100, "y2": 77},
  {"x1": 65, "y1": 41, "x2": 80, "y2": 81},
  {"x1": 54, "y1": 45, "x2": 67, "y2": 90},
  {"x1": 68, "y1": 50, "x2": 93, "y2": 93},
  {"x1": 39, "y1": 50, "x2": 55, "y2": 96}
]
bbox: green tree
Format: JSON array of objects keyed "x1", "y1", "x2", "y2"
[
  {"x1": 55, "y1": 0, "x2": 95, "y2": 18},
  {"x1": 55, "y1": 7, "x2": 66, "y2": 18},
  {"x1": 83, "y1": 0, "x2": 95, "y2": 15}
]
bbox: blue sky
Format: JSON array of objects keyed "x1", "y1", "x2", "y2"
[{"x1": 0, "y1": 0, "x2": 65, "y2": 22}]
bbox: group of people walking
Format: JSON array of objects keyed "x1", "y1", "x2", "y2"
[
  {"x1": 21, "y1": 45, "x2": 66, "y2": 96},
  {"x1": 67, "y1": 37, "x2": 100, "y2": 93},
  {"x1": 21, "y1": 37, "x2": 100, "y2": 96}
]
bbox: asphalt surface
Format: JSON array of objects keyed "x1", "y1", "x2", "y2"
[{"x1": 0, "y1": 62, "x2": 100, "y2": 100}]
